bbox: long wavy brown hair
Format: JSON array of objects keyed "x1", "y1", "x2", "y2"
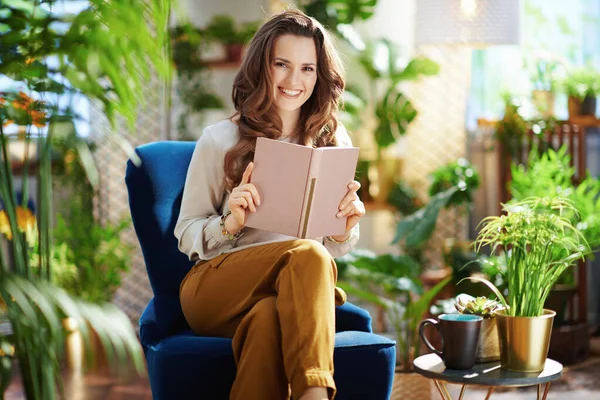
[{"x1": 224, "y1": 9, "x2": 345, "y2": 190}]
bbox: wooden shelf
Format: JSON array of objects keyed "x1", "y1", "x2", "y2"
[{"x1": 567, "y1": 116, "x2": 600, "y2": 127}]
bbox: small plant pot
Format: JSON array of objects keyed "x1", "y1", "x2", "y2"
[
  {"x1": 225, "y1": 43, "x2": 244, "y2": 63},
  {"x1": 496, "y1": 309, "x2": 555, "y2": 372},
  {"x1": 532, "y1": 90, "x2": 555, "y2": 117},
  {"x1": 476, "y1": 317, "x2": 500, "y2": 363},
  {"x1": 568, "y1": 95, "x2": 597, "y2": 118}
]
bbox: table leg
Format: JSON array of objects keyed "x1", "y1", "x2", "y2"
[
  {"x1": 441, "y1": 382, "x2": 453, "y2": 400},
  {"x1": 484, "y1": 386, "x2": 495, "y2": 400},
  {"x1": 537, "y1": 384, "x2": 541, "y2": 400},
  {"x1": 541, "y1": 382, "x2": 551, "y2": 400},
  {"x1": 433, "y1": 380, "x2": 450, "y2": 400},
  {"x1": 458, "y1": 385, "x2": 467, "y2": 400}
]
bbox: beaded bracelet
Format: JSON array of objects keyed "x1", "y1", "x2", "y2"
[
  {"x1": 220, "y1": 211, "x2": 243, "y2": 240},
  {"x1": 325, "y1": 231, "x2": 355, "y2": 244}
]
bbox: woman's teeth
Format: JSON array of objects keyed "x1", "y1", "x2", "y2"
[{"x1": 279, "y1": 87, "x2": 301, "y2": 97}]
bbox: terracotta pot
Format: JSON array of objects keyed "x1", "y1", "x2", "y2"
[
  {"x1": 568, "y1": 95, "x2": 597, "y2": 118},
  {"x1": 476, "y1": 317, "x2": 500, "y2": 363},
  {"x1": 225, "y1": 43, "x2": 244, "y2": 62}
]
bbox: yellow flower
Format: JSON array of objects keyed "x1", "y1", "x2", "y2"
[
  {"x1": 0, "y1": 207, "x2": 37, "y2": 240},
  {"x1": 0, "y1": 211, "x2": 12, "y2": 240}
]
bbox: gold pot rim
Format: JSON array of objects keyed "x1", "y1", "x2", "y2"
[{"x1": 496, "y1": 309, "x2": 556, "y2": 320}]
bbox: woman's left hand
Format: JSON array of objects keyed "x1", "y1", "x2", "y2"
[{"x1": 333, "y1": 180, "x2": 366, "y2": 241}]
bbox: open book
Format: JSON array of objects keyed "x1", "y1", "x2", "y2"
[{"x1": 244, "y1": 137, "x2": 359, "y2": 239}]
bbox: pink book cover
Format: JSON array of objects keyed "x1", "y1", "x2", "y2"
[{"x1": 245, "y1": 137, "x2": 359, "y2": 238}]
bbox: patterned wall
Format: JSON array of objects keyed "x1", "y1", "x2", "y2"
[
  {"x1": 90, "y1": 74, "x2": 166, "y2": 322},
  {"x1": 402, "y1": 46, "x2": 472, "y2": 266}
]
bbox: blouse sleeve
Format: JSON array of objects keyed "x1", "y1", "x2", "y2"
[
  {"x1": 174, "y1": 127, "x2": 235, "y2": 261},
  {"x1": 321, "y1": 124, "x2": 360, "y2": 258}
]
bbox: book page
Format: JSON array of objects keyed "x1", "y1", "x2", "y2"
[
  {"x1": 244, "y1": 138, "x2": 313, "y2": 237},
  {"x1": 304, "y1": 146, "x2": 359, "y2": 238}
]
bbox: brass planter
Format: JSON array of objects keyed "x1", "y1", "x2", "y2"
[
  {"x1": 476, "y1": 317, "x2": 500, "y2": 363},
  {"x1": 496, "y1": 309, "x2": 556, "y2": 372}
]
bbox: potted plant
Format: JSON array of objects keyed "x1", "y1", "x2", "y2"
[
  {"x1": 455, "y1": 294, "x2": 503, "y2": 362},
  {"x1": 559, "y1": 66, "x2": 600, "y2": 118},
  {"x1": 526, "y1": 51, "x2": 565, "y2": 117},
  {"x1": 336, "y1": 250, "x2": 450, "y2": 399},
  {"x1": 203, "y1": 15, "x2": 260, "y2": 62},
  {"x1": 463, "y1": 197, "x2": 590, "y2": 372},
  {"x1": 509, "y1": 146, "x2": 600, "y2": 324},
  {"x1": 0, "y1": 0, "x2": 173, "y2": 397}
]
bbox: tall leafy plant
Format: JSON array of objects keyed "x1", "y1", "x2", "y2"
[
  {"x1": 465, "y1": 197, "x2": 590, "y2": 317},
  {"x1": 0, "y1": 1, "x2": 173, "y2": 398},
  {"x1": 336, "y1": 250, "x2": 450, "y2": 371}
]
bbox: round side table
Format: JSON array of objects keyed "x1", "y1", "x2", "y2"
[{"x1": 413, "y1": 354, "x2": 563, "y2": 400}]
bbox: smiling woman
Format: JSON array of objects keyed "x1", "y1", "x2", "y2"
[{"x1": 174, "y1": 8, "x2": 367, "y2": 400}]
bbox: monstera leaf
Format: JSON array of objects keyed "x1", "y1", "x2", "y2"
[
  {"x1": 374, "y1": 87, "x2": 417, "y2": 148},
  {"x1": 392, "y1": 187, "x2": 459, "y2": 248}
]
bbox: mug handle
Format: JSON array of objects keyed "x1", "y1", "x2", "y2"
[{"x1": 419, "y1": 318, "x2": 443, "y2": 357}]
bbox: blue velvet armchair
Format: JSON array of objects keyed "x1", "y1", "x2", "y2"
[{"x1": 125, "y1": 141, "x2": 396, "y2": 400}]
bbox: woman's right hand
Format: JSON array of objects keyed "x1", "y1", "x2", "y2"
[{"x1": 226, "y1": 162, "x2": 261, "y2": 233}]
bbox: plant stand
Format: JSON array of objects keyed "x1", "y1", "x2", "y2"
[{"x1": 413, "y1": 354, "x2": 563, "y2": 400}]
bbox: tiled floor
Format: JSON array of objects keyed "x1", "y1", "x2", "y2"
[
  {"x1": 5, "y1": 337, "x2": 600, "y2": 399},
  {"x1": 5, "y1": 371, "x2": 152, "y2": 400}
]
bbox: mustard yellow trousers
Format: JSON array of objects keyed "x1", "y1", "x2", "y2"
[{"x1": 179, "y1": 239, "x2": 346, "y2": 400}]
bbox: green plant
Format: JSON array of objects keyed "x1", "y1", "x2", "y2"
[
  {"x1": 387, "y1": 180, "x2": 424, "y2": 216},
  {"x1": 0, "y1": 0, "x2": 173, "y2": 398},
  {"x1": 429, "y1": 158, "x2": 480, "y2": 209},
  {"x1": 559, "y1": 66, "x2": 600, "y2": 100},
  {"x1": 510, "y1": 146, "x2": 600, "y2": 250},
  {"x1": 454, "y1": 294, "x2": 503, "y2": 318},
  {"x1": 464, "y1": 197, "x2": 590, "y2": 317},
  {"x1": 336, "y1": 250, "x2": 450, "y2": 371},
  {"x1": 204, "y1": 15, "x2": 260, "y2": 45},
  {"x1": 392, "y1": 159, "x2": 480, "y2": 250},
  {"x1": 300, "y1": 0, "x2": 378, "y2": 50},
  {"x1": 170, "y1": 25, "x2": 225, "y2": 139},
  {"x1": 495, "y1": 96, "x2": 528, "y2": 158}
]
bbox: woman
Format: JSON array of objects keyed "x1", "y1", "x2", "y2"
[{"x1": 175, "y1": 9, "x2": 365, "y2": 400}]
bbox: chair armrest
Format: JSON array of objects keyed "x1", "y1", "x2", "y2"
[
  {"x1": 139, "y1": 298, "x2": 166, "y2": 346},
  {"x1": 335, "y1": 302, "x2": 373, "y2": 333}
]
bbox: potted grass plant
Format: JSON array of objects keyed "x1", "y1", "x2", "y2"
[
  {"x1": 455, "y1": 294, "x2": 503, "y2": 362},
  {"x1": 463, "y1": 197, "x2": 590, "y2": 372}
]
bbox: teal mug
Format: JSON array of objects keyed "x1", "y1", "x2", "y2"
[{"x1": 419, "y1": 314, "x2": 483, "y2": 370}]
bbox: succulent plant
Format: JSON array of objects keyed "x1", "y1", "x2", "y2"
[{"x1": 455, "y1": 293, "x2": 504, "y2": 319}]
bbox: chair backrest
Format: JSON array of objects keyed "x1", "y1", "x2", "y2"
[{"x1": 125, "y1": 141, "x2": 197, "y2": 332}]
